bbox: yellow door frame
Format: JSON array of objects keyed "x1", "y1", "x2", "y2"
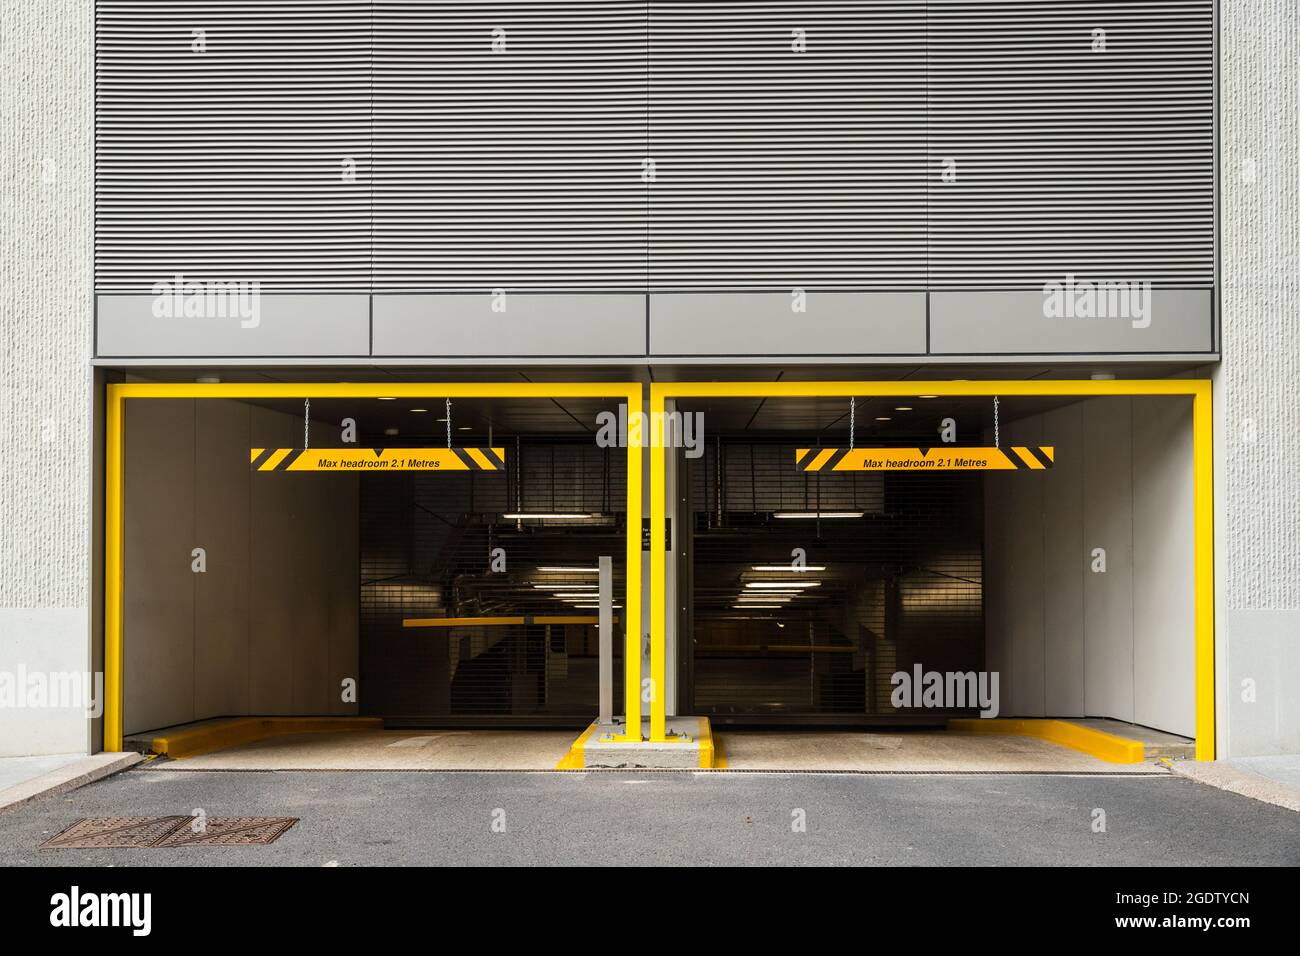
[
  {"x1": 103, "y1": 381, "x2": 644, "y2": 752},
  {"x1": 647, "y1": 380, "x2": 1215, "y2": 760}
]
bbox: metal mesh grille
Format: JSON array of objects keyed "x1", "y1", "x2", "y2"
[
  {"x1": 686, "y1": 438, "x2": 983, "y2": 719},
  {"x1": 360, "y1": 439, "x2": 626, "y2": 723}
]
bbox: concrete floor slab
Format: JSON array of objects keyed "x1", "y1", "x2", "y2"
[
  {"x1": 715, "y1": 730, "x2": 1161, "y2": 773},
  {"x1": 0, "y1": 754, "x2": 84, "y2": 792},
  {"x1": 147, "y1": 730, "x2": 578, "y2": 771}
]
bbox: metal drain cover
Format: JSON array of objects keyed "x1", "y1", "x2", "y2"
[{"x1": 41, "y1": 816, "x2": 298, "y2": 849}]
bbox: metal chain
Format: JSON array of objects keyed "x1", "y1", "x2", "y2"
[
  {"x1": 849, "y1": 397, "x2": 855, "y2": 451},
  {"x1": 994, "y1": 396, "x2": 1000, "y2": 448},
  {"x1": 445, "y1": 397, "x2": 452, "y2": 448},
  {"x1": 303, "y1": 398, "x2": 310, "y2": 449}
]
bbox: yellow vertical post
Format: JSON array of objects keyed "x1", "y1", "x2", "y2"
[
  {"x1": 1192, "y1": 382, "x2": 1216, "y2": 760},
  {"x1": 648, "y1": 386, "x2": 668, "y2": 741},
  {"x1": 621, "y1": 385, "x2": 644, "y2": 741},
  {"x1": 104, "y1": 386, "x2": 125, "y2": 752}
]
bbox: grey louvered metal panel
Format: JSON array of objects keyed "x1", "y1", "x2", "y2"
[
  {"x1": 927, "y1": 0, "x2": 1215, "y2": 288},
  {"x1": 95, "y1": 2, "x2": 371, "y2": 293},
  {"x1": 373, "y1": 1, "x2": 648, "y2": 292},
  {"x1": 648, "y1": 1, "x2": 928, "y2": 291}
]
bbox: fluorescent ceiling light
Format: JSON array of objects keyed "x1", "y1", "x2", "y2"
[
  {"x1": 875, "y1": 416, "x2": 891, "y2": 421},
  {"x1": 733, "y1": 604, "x2": 781, "y2": 609},
  {"x1": 735, "y1": 596, "x2": 792, "y2": 603},
  {"x1": 532, "y1": 583, "x2": 597, "y2": 590},
  {"x1": 751, "y1": 565, "x2": 826, "y2": 572},
  {"x1": 773, "y1": 512, "x2": 863, "y2": 519},
  {"x1": 378, "y1": 397, "x2": 396, "y2": 401},
  {"x1": 502, "y1": 513, "x2": 602, "y2": 520},
  {"x1": 537, "y1": 567, "x2": 599, "y2": 573},
  {"x1": 895, "y1": 406, "x2": 913, "y2": 411},
  {"x1": 409, "y1": 408, "x2": 428, "y2": 413},
  {"x1": 745, "y1": 581, "x2": 821, "y2": 589},
  {"x1": 918, "y1": 395, "x2": 938, "y2": 399},
  {"x1": 553, "y1": 592, "x2": 598, "y2": 598}
]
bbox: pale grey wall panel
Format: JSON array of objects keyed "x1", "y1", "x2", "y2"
[
  {"x1": 928, "y1": 0, "x2": 1214, "y2": 289},
  {"x1": 1132, "y1": 396, "x2": 1196, "y2": 737},
  {"x1": 650, "y1": 292, "x2": 924, "y2": 355},
  {"x1": 374, "y1": 1, "x2": 647, "y2": 291},
  {"x1": 96, "y1": 1, "x2": 371, "y2": 293},
  {"x1": 1081, "y1": 397, "x2": 1135, "y2": 723},
  {"x1": 193, "y1": 400, "x2": 251, "y2": 719},
  {"x1": 648, "y1": 2, "x2": 927, "y2": 290},
  {"x1": 1003, "y1": 415, "x2": 1046, "y2": 717},
  {"x1": 374, "y1": 294, "x2": 645, "y2": 356},
  {"x1": 1227, "y1": 610, "x2": 1300, "y2": 756},
  {"x1": 97, "y1": 294, "x2": 370, "y2": 357},
  {"x1": 1040, "y1": 403, "x2": 1085, "y2": 717},
  {"x1": 930, "y1": 290, "x2": 1212, "y2": 354},
  {"x1": 123, "y1": 399, "x2": 195, "y2": 735}
]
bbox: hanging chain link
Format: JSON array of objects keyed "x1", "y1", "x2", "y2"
[
  {"x1": 849, "y1": 397, "x2": 855, "y2": 451},
  {"x1": 445, "y1": 397, "x2": 452, "y2": 448},
  {"x1": 994, "y1": 396, "x2": 1000, "y2": 448},
  {"x1": 303, "y1": 398, "x2": 310, "y2": 449}
]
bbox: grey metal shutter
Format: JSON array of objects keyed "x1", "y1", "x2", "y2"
[
  {"x1": 95, "y1": 1, "x2": 372, "y2": 293},
  {"x1": 373, "y1": 0, "x2": 648, "y2": 292},
  {"x1": 648, "y1": 1, "x2": 928, "y2": 291},
  {"x1": 927, "y1": 0, "x2": 1215, "y2": 289}
]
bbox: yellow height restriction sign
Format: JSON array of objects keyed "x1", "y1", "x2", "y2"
[
  {"x1": 250, "y1": 447, "x2": 506, "y2": 472},
  {"x1": 796, "y1": 446, "x2": 1055, "y2": 472}
]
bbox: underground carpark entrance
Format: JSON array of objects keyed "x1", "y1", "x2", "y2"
[
  {"x1": 105, "y1": 382, "x2": 645, "y2": 769},
  {"x1": 105, "y1": 379, "x2": 1213, "y2": 770}
]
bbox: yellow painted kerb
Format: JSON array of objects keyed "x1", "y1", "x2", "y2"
[{"x1": 949, "y1": 718, "x2": 1145, "y2": 764}]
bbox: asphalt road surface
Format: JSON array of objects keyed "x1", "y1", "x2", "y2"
[{"x1": 2, "y1": 766, "x2": 1296, "y2": 866}]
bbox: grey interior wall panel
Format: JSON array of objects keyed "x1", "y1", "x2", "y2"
[
  {"x1": 928, "y1": 0, "x2": 1214, "y2": 289},
  {"x1": 1132, "y1": 396, "x2": 1196, "y2": 737},
  {"x1": 97, "y1": 294, "x2": 370, "y2": 357},
  {"x1": 194, "y1": 400, "x2": 252, "y2": 719},
  {"x1": 123, "y1": 399, "x2": 196, "y2": 735},
  {"x1": 930, "y1": 290, "x2": 1213, "y2": 355},
  {"x1": 650, "y1": 292, "x2": 925, "y2": 355},
  {"x1": 374, "y1": 0, "x2": 648, "y2": 292},
  {"x1": 373, "y1": 294, "x2": 646, "y2": 356},
  {"x1": 1040, "y1": 403, "x2": 1085, "y2": 717},
  {"x1": 1081, "y1": 397, "x2": 1135, "y2": 722},
  {"x1": 123, "y1": 400, "x2": 358, "y2": 731},
  {"x1": 647, "y1": 2, "x2": 927, "y2": 290}
]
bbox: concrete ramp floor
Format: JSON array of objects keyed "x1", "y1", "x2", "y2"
[{"x1": 713, "y1": 730, "x2": 1164, "y2": 773}]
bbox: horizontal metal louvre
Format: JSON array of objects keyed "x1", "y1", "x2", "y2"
[
  {"x1": 648, "y1": 1, "x2": 928, "y2": 290},
  {"x1": 95, "y1": 2, "x2": 372, "y2": 292},
  {"x1": 374, "y1": 0, "x2": 648, "y2": 291},
  {"x1": 96, "y1": 1, "x2": 1215, "y2": 294},
  {"x1": 927, "y1": 0, "x2": 1215, "y2": 288}
]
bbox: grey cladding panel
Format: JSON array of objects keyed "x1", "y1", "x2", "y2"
[
  {"x1": 373, "y1": 294, "x2": 646, "y2": 356},
  {"x1": 930, "y1": 289, "x2": 1212, "y2": 354}
]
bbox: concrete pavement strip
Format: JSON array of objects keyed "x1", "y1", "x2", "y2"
[{"x1": 0, "y1": 753, "x2": 143, "y2": 815}]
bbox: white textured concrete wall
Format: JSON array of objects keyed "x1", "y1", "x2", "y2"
[
  {"x1": 0, "y1": 1, "x2": 93, "y2": 755},
  {"x1": 1219, "y1": 1, "x2": 1300, "y2": 755}
]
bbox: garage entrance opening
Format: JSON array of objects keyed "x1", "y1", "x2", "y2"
[
  {"x1": 115, "y1": 391, "x2": 633, "y2": 746},
  {"x1": 670, "y1": 392, "x2": 1198, "y2": 742}
]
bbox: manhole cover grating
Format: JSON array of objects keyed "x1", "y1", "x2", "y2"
[{"x1": 41, "y1": 816, "x2": 298, "y2": 849}]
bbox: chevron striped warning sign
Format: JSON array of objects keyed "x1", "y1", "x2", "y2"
[
  {"x1": 250, "y1": 447, "x2": 506, "y2": 472},
  {"x1": 796, "y1": 446, "x2": 1054, "y2": 472}
]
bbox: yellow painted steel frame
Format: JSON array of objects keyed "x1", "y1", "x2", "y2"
[
  {"x1": 103, "y1": 382, "x2": 644, "y2": 751},
  {"x1": 648, "y1": 380, "x2": 1216, "y2": 760}
]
